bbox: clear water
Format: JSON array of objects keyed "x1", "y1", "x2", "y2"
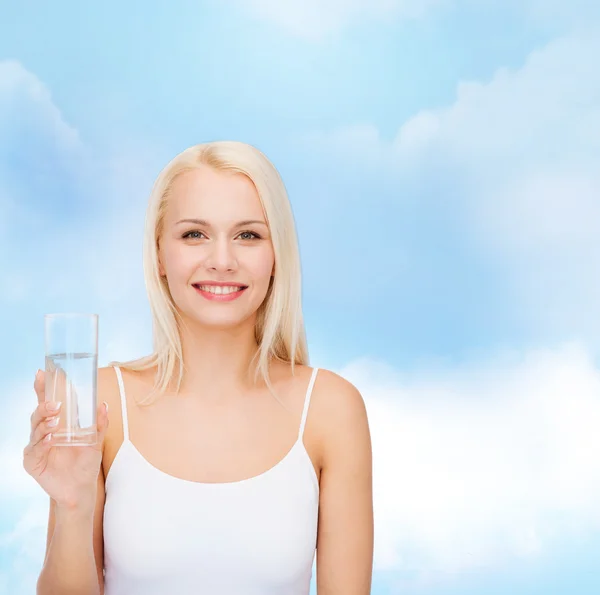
[{"x1": 45, "y1": 352, "x2": 98, "y2": 446}]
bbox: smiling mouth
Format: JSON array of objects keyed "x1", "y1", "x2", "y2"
[{"x1": 192, "y1": 284, "x2": 248, "y2": 295}]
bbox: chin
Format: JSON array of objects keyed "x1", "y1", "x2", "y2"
[
  {"x1": 182, "y1": 310, "x2": 255, "y2": 331},
  {"x1": 199, "y1": 317, "x2": 247, "y2": 330}
]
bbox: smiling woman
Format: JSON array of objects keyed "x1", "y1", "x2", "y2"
[
  {"x1": 127, "y1": 142, "x2": 305, "y2": 402},
  {"x1": 26, "y1": 140, "x2": 374, "y2": 595}
]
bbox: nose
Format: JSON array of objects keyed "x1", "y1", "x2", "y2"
[{"x1": 204, "y1": 236, "x2": 238, "y2": 272}]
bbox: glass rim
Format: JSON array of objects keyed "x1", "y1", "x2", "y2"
[{"x1": 44, "y1": 313, "x2": 98, "y2": 319}]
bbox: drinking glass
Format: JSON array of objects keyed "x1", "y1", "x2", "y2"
[{"x1": 44, "y1": 313, "x2": 98, "y2": 446}]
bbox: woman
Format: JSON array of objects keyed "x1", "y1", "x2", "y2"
[{"x1": 24, "y1": 141, "x2": 374, "y2": 594}]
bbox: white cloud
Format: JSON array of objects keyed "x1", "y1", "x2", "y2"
[
  {"x1": 339, "y1": 341, "x2": 600, "y2": 578},
  {"x1": 240, "y1": 0, "x2": 600, "y2": 39},
  {"x1": 0, "y1": 379, "x2": 52, "y2": 503},
  {"x1": 0, "y1": 499, "x2": 49, "y2": 594},
  {"x1": 0, "y1": 60, "x2": 162, "y2": 319},
  {"x1": 0, "y1": 375, "x2": 50, "y2": 594},
  {"x1": 310, "y1": 29, "x2": 600, "y2": 342},
  {"x1": 394, "y1": 31, "x2": 600, "y2": 340},
  {"x1": 393, "y1": 32, "x2": 600, "y2": 164},
  {"x1": 0, "y1": 58, "x2": 84, "y2": 248},
  {"x1": 0, "y1": 59, "x2": 81, "y2": 152},
  {"x1": 522, "y1": 0, "x2": 600, "y2": 25},
  {"x1": 239, "y1": 0, "x2": 444, "y2": 39}
]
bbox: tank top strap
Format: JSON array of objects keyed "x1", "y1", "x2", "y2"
[
  {"x1": 113, "y1": 366, "x2": 130, "y2": 442},
  {"x1": 298, "y1": 367, "x2": 319, "y2": 441}
]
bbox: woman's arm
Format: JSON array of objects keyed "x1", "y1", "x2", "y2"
[
  {"x1": 37, "y1": 471, "x2": 105, "y2": 595},
  {"x1": 315, "y1": 370, "x2": 374, "y2": 594},
  {"x1": 36, "y1": 365, "x2": 118, "y2": 595}
]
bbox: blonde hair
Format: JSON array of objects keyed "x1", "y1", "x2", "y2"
[{"x1": 109, "y1": 141, "x2": 309, "y2": 405}]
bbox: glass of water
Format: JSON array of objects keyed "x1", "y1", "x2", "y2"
[{"x1": 44, "y1": 313, "x2": 98, "y2": 446}]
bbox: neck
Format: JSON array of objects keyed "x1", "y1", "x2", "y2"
[{"x1": 174, "y1": 316, "x2": 263, "y2": 398}]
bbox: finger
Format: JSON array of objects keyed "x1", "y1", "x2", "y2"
[
  {"x1": 23, "y1": 422, "x2": 55, "y2": 465},
  {"x1": 29, "y1": 401, "x2": 62, "y2": 440},
  {"x1": 42, "y1": 366, "x2": 78, "y2": 412},
  {"x1": 29, "y1": 411, "x2": 60, "y2": 447},
  {"x1": 33, "y1": 369, "x2": 45, "y2": 404}
]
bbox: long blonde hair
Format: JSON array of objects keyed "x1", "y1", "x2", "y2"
[{"x1": 109, "y1": 141, "x2": 309, "y2": 404}]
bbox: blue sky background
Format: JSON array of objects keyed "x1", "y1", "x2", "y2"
[{"x1": 1, "y1": 1, "x2": 600, "y2": 593}]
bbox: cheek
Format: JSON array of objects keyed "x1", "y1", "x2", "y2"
[
  {"x1": 161, "y1": 244, "x2": 192, "y2": 280},
  {"x1": 251, "y1": 247, "x2": 275, "y2": 280}
]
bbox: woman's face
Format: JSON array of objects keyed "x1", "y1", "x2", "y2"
[{"x1": 157, "y1": 165, "x2": 275, "y2": 331}]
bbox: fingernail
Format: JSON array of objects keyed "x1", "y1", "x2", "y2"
[
  {"x1": 47, "y1": 401, "x2": 61, "y2": 411},
  {"x1": 36, "y1": 369, "x2": 43, "y2": 380},
  {"x1": 103, "y1": 401, "x2": 109, "y2": 414}
]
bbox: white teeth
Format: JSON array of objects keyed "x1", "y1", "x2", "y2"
[{"x1": 198, "y1": 285, "x2": 243, "y2": 295}]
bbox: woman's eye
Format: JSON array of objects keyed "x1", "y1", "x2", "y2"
[
  {"x1": 238, "y1": 231, "x2": 260, "y2": 241},
  {"x1": 183, "y1": 230, "x2": 205, "y2": 239}
]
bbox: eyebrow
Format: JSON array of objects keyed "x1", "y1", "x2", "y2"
[{"x1": 175, "y1": 218, "x2": 268, "y2": 227}]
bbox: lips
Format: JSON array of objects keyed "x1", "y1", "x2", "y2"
[
  {"x1": 192, "y1": 283, "x2": 249, "y2": 302},
  {"x1": 192, "y1": 283, "x2": 248, "y2": 292}
]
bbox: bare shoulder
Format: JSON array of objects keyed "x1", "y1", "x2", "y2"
[
  {"x1": 311, "y1": 368, "x2": 372, "y2": 464},
  {"x1": 313, "y1": 368, "x2": 369, "y2": 425}
]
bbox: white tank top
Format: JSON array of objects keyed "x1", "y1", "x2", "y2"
[{"x1": 103, "y1": 366, "x2": 320, "y2": 595}]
